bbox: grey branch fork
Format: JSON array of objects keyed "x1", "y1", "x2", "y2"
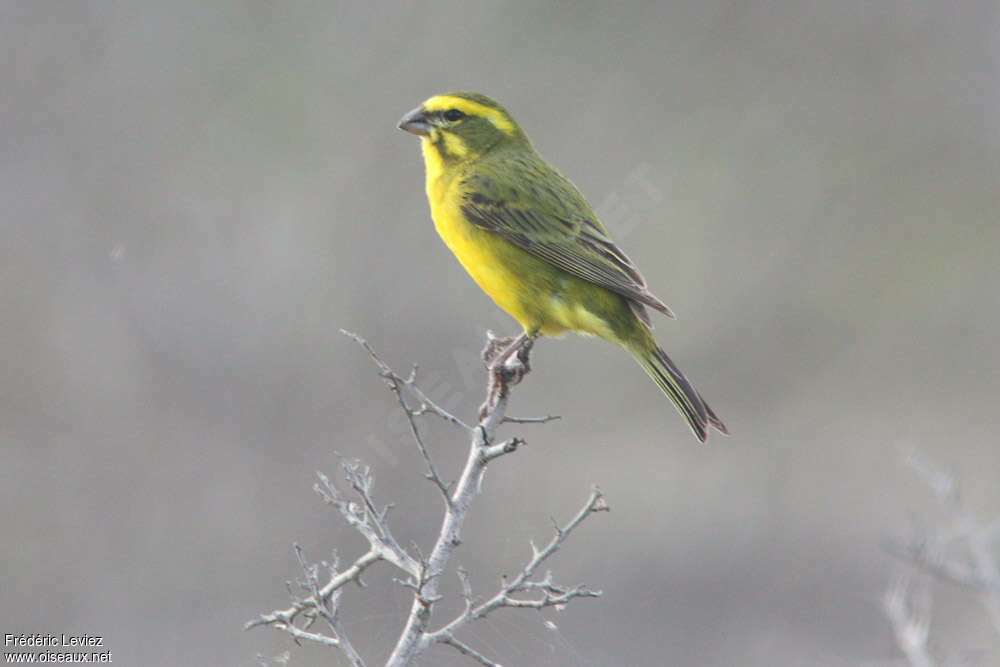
[{"x1": 246, "y1": 330, "x2": 608, "y2": 666}]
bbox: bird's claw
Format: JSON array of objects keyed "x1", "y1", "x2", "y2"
[
  {"x1": 478, "y1": 334, "x2": 534, "y2": 421},
  {"x1": 481, "y1": 331, "x2": 518, "y2": 367}
]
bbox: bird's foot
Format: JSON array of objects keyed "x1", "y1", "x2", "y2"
[
  {"x1": 481, "y1": 331, "x2": 518, "y2": 367},
  {"x1": 487, "y1": 334, "x2": 533, "y2": 384},
  {"x1": 478, "y1": 333, "x2": 535, "y2": 421}
]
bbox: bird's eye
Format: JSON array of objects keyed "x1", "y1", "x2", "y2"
[{"x1": 443, "y1": 109, "x2": 465, "y2": 122}]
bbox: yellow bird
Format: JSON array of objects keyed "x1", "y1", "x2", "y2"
[{"x1": 398, "y1": 92, "x2": 727, "y2": 442}]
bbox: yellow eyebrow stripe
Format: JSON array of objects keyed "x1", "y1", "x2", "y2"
[{"x1": 422, "y1": 95, "x2": 517, "y2": 136}]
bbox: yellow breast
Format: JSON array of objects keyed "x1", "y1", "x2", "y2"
[
  {"x1": 419, "y1": 137, "x2": 619, "y2": 340},
  {"x1": 424, "y1": 163, "x2": 537, "y2": 327}
]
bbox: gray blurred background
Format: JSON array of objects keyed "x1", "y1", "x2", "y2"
[{"x1": 4, "y1": 1, "x2": 999, "y2": 665}]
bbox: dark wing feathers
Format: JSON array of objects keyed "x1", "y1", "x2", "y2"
[{"x1": 459, "y1": 161, "x2": 674, "y2": 326}]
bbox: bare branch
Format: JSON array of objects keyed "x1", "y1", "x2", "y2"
[
  {"x1": 470, "y1": 486, "x2": 606, "y2": 612},
  {"x1": 384, "y1": 336, "x2": 604, "y2": 666},
  {"x1": 883, "y1": 571, "x2": 936, "y2": 667},
  {"x1": 246, "y1": 549, "x2": 380, "y2": 630},
  {"x1": 394, "y1": 386, "x2": 453, "y2": 501},
  {"x1": 246, "y1": 545, "x2": 378, "y2": 666},
  {"x1": 898, "y1": 446, "x2": 1000, "y2": 635},
  {"x1": 502, "y1": 414, "x2": 561, "y2": 424},
  {"x1": 456, "y1": 567, "x2": 477, "y2": 615},
  {"x1": 246, "y1": 461, "x2": 420, "y2": 661},
  {"x1": 251, "y1": 331, "x2": 606, "y2": 666},
  {"x1": 884, "y1": 446, "x2": 1000, "y2": 667},
  {"x1": 315, "y1": 467, "x2": 421, "y2": 579},
  {"x1": 884, "y1": 540, "x2": 1000, "y2": 592},
  {"x1": 302, "y1": 550, "x2": 365, "y2": 667},
  {"x1": 341, "y1": 329, "x2": 472, "y2": 431},
  {"x1": 340, "y1": 330, "x2": 470, "y2": 503},
  {"x1": 424, "y1": 487, "x2": 608, "y2": 646},
  {"x1": 441, "y1": 636, "x2": 502, "y2": 667},
  {"x1": 482, "y1": 437, "x2": 523, "y2": 462}
]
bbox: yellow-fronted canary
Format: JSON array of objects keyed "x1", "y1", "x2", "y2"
[{"x1": 398, "y1": 92, "x2": 727, "y2": 442}]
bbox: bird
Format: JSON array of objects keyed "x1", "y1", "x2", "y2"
[{"x1": 397, "y1": 92, "x2": 727, "y2": 442}]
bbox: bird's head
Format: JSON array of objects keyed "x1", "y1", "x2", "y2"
[{"x1": 398, "y1": 92, "x2": 528, "y2": 165}]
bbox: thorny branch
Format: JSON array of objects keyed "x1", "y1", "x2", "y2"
[{"x1": 247, "y1": 331, "x2": 606, "y2": 666}]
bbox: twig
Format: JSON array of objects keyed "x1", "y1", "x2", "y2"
[
  {"x1": 424, "y1": 487, "x2": 608, "y2": 648},
  {"x1": 245, "y1": 545, "x2": 379, "y2": 666},
  {"x1": 340, "y1": 330, "x2": 472, "y2": 431},
  {"x1": 502, "y1": 415, "x2": 561, "y2": 424},
  {"x1": 440, "y1": 636, "x2": 501, "y2": 667},
  {"x1": 315, "y1": 465, "x2": 420, "y2": 578}
]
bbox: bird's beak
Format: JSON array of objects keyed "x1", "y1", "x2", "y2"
[{"x1": 398, "y1": 107, "x2": 432, "y2": 136}]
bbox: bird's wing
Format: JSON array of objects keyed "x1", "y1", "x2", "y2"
[{"x1": 459, "y1": 158, "x2": 673, "y2": 327}]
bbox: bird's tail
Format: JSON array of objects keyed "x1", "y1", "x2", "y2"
[{"x1": 628, "y1": 336, "x2": 728, "y2": 443}]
